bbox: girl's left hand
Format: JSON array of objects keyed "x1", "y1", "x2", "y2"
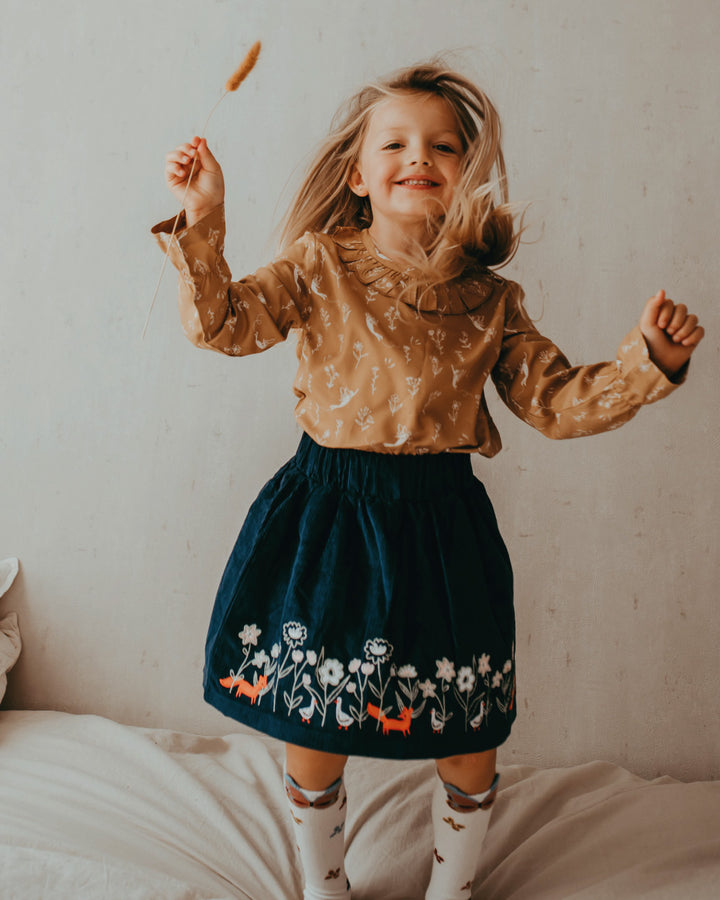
[{"x1": 639, "y1": 290, "x2": 704, "y2": 379}]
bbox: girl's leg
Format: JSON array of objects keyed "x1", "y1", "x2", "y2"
[
  {"x1": 436, "y1": 747, "x2": 497, "y2": 794},
  {"x1": 426, "y1": 748, "x2": 499, "y2": 900},
  {"x1": 284, "y1": 743, "x2": 351, "y2": 900},
  {"x1": 286, "y1": 743, "x2": 348, "y2": 790}
]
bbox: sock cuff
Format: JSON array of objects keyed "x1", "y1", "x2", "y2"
[
  {"x1": 284, "y1": 770, "x2": 344, "y2": 808},
  {"x1": 440, "y1": 772, "x2": 500, "y2": 812}
]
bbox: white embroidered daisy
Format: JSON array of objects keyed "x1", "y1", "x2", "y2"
[
  {"x1": 456, "y1": 666, "x2": 476, "y2": 693},
  {"x1": 364, "y1": 638, "x2": 393, "y2": 664},
  {"x1": 436, "y1": 657, "x2": 456, "y2": 683},
  {"x1": 239, "y1": 624, "x2": 262, "y2": 646},
  {"x1": 283, "y1": 621, "x2": 307, "y2": 648},
  {"x1": 478, "y1": 653, "x2": 492, "y2": 676},
  {"x1": 318, "y1": 658, "x2": 344, "y2": 687},
  {"x1": 397, "y1": 664, "x2": 418, "y2": 679}
]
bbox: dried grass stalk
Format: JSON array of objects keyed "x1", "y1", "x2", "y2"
[
  {"x1": 225, "y1": 41, "x2": 261, "y2": 91},
  {"x1": 143, "y1": 41, "x2": 262, "y2": 340}
]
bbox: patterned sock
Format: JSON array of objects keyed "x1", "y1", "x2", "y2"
[
  {"x1": 284, "y1": 769, "x2": 351, "y2": 900},
  {"x1": 425, "y1": 772, "x2": 500, "y2": 900}
]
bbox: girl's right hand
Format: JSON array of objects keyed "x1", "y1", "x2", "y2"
[{"x1": 165, "y1": 136, "x2": 225, "y2": 226}]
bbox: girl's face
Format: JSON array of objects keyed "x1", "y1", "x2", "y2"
[{"x1": 348, "y1": 92, "x2": 463, "y2": 249}]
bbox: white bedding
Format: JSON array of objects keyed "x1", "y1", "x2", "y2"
[{"x1": 1, "y1": 709, "x2": 718, "y2": 899}]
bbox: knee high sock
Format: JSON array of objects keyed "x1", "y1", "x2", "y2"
[
  {"x1": 284, "y1": 769, "x2": 351, "y2": 900},
  {"x1": 425, "y1": 772, "x2": 499, "y2": 900}
]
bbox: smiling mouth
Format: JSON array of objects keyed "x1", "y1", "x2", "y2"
[{"x1": 396, "y1": 178, "x2": 439, "y2": 187}]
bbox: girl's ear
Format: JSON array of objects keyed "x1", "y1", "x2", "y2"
[{"x1": 348, "y1": 164, "x2": 369, "y2": 197}]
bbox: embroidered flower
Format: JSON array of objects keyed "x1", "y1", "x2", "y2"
[
  {"x1": 306, "y1": 650, "x2": 318, "y2": 666},
  {"x1": 292, "y1": 649, "x2": 304, "y2": 664},
  {"x1": 478, "y1": 653, "x2": 491, "y2": 676},
  {"x1": 346, "y1": 682, "x2": 357, "y2": 694},
  {"x1": 251, "y1": 649, "x2": 269, "y2": 668},
  {"x1": 360, "y1": 661, "x2": 375, "y2": 676},
  {"x1": 348, "y1": 658, "x2": 361, "y2": 674},
  {"x1": 283, "y1": 622, "x2": 307, "y2": 648},
  {"x1": 302, "y1": 673, "x2": 311, "y2": 686},
  {"x1": 503, "y1": 660, "x2": 512, "y2": 674},
  {"x1": 492, "y1": 671, "x2": 503, "y2": 689},
  {"x1": 364, "y1": 638, "x2": 393, "y2": 665},
  {"x1": 318, "y1": 658, "x2": 344, "y2": 687},
  {"x1": 436, "y1": 657, "x2": 456, "y2": 683},
  {"x1": 456, "y1": 666, "x2": 476, "y2": 693},
  {"x1": 239, "y1": 624, "x2": 262, "y2": 646},
  {"x1": 271, "y1": 643, "x2": 282, "y2": 659},
  {"x1": 418, "y1": 679, "x2": 437, "y2": 699},
  {"x1": 398, "y1": 664, "x2": 418, "y2": 679}
]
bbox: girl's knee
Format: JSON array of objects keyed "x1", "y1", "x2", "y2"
[
  {"x1": 435, "y1": 748, "x2": 497, "y2": 794},
  {"x1": 285, "y1": 742, "x2": 348, "y2": 791}
]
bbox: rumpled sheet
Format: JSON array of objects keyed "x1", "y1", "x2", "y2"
[{"x1": 1, "y1": 710, "x2": 718, "y2": 899}]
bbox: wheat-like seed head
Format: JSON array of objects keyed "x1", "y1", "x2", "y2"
[{"x1": 225, "y1": 41, "x2": 261, "y2": 92}]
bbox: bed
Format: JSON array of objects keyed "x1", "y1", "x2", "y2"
[{"x1": 2, "y1": 561, "x2": 719, "y2": 899}]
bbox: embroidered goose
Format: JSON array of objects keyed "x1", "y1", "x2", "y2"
[
  {"x1": 335, "y1": 698, "x2": 353, "y2": 730},
  {"x1": 469, "y1": 701, "x2": 485, "y2": 731},
  {"x1": 299, "y1": 696, "x2": 318, "y2": 724},
  {"x1": 431, "y1": 708, "x2": 445, "y2": 734}
]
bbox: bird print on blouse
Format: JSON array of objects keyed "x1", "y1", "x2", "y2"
[{"x1": 151, "y1": 205, "x2": 681, "y2": 458}]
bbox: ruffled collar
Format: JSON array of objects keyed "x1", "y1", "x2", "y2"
[{"x1": 331, "y1": 227, "x2": 503, "y2": 315}]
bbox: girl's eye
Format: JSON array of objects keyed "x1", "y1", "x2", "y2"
[
  {"x1": 435, "y1": 143, "x2": 457, "y2": 153},
  {"x1": 382, "y1": 142, "x2": 403, "y2": 150}
]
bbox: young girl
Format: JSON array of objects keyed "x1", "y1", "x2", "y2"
[{"x1": 153, "y1": 62, "x2": 703, "y2": 900}]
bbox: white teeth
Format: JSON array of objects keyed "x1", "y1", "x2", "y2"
[{"x1": 400, "y1": 179, "x2": 435, "y2": 185}]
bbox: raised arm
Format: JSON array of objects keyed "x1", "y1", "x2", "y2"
[
  {"x1": 153, "y1": 139, "x2": 317, "y2": 355},
  {"x1": 491, "y1": 283, "x2": 700, "y2": 440}
]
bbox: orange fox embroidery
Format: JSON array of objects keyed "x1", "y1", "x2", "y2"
[
  {"x1": 219, "y1": 674, "x2": 268, "y2": 703},
  {"x1": 367, "y1": 703, "x2": 413, "y2": 736}
]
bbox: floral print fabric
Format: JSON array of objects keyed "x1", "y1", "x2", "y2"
[
  {"x1": 152, "y1": 205, "x2": 681, "y2": 457},
  {"x1": 217, "y1": 620, "x2": 515, "y2": 739}
]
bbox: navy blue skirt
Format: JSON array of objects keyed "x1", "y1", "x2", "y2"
[{"x1": 204, "y1": 433, "x2": 516, "y2": 759}]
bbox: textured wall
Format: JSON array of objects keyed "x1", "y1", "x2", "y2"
[{"x1": 1, "y1": 0, "x2": 717, "y2": 781}]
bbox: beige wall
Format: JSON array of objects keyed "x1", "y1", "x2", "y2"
[{"x1": 1, "y1": 0, "x2": 717, "y2": 781}]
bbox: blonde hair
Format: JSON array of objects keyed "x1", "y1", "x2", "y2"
[{"x1": 280, "y1": 60, "x2": 520, "y2": 283}]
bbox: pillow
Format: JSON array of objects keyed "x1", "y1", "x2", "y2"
[
  {"x1": 0, "y1": 558, "x2": 20, "y2": 702},
  {"x1": 0, "y1": 558, "x2": 19, "y2": 600},
  {"x1": 0, "y1": 613, "x2": 21, "y2": 702}
]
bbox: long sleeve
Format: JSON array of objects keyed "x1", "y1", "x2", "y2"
[
  {"x1": 151, "y1": 205, "x2": 316, "y2": 355},
  {"x1": 491, "y1": 282, "x2": 683, "y2": 439}
]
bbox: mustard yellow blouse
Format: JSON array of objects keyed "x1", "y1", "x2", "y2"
[{"x1": 151, "y1": 205, "x2": 680, "y2": 456}]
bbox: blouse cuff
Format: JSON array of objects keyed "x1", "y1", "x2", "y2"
[
  {"x1": 617, "y1": 324, "x2": 687, "y2": 404},
  {"x1": 150, "y1": 204, "x2": 226, "y2": 267}
]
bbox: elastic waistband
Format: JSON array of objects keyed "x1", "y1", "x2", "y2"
[{"x1": 292, "y1": 433, "x2": 475, "y2": 500}]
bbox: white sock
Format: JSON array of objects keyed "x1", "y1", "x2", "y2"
[
  {"x1": 284, "y1": 769, "x2": 351, "y2": 900},
  {"x1": 425, "y1": 772, "x2": 499, "y2": 900}
]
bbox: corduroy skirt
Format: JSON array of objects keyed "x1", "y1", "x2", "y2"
[{"x1": 203, "y1": 433, "x2": 516, "y2": 759}]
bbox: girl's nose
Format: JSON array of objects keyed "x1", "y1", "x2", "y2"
[{"x1": 407, "y1": 143, "x2": 431, "y2": 166}]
